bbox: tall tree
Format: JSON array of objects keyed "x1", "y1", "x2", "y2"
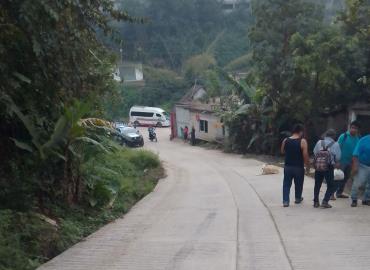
[
  {"x1": 339, "y1": 0, "x2": 370, "y2": 93},
  {"x1": 249, "y1": 0, "x2": 324, "y2": 121}
]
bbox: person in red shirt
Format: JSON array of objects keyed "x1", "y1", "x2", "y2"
[{"x1": 183, "y1": 126, "x2": 189, "y2": 142}]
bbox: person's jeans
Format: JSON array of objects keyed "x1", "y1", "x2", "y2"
[
  {"x1": 283, "y1": 166, "x2": 305, "y2": 203},
  {"x1": 336, "y1": 164, "x2": 351, "y2": 195},
  {"x1": 314, "y1": 168, "x2": 335, "y2": 203},
  {"x1": 351, "y1": 164, "x2": 370, "y2": 201}
]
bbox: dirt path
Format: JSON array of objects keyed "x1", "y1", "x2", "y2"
[{"x1": 38, "y1": 128, "x2": 370, "y2": 270}]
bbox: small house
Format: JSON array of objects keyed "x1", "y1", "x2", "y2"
[
  {"x1": 173, "y1": 85, "x2": 227, "y2": 143},
  {"x1": 349, "y1": 103, "x2": 370, "y2": 134},
  {"x1": 312, "y1": 102, "x2": 370, "y2": 140},
  {"x1": 118, "y1": 62, "x2": 144, "y2": 85}
]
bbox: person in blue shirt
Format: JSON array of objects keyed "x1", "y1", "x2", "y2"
[
  {"x1": 334, "y1": 121, "x2": 360, "y2": 199},
  {"x1": 350, "y1": 134, "x2": 370, "y2": 207}
]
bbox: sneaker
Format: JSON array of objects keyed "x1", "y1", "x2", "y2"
[
  {"x1": 336, "y1": 194, "x2": 349, "y2": 199},
  {"x1": 283, "y1": 202, "x2": 289, "y2": 207},
  {"x1": 313, "y1": 201, "x2": 320, "y2": 208},
  {"x1": 321, "y1": 201, "x2": 332, "y2": 209},
  {"x1": 330, "y1": 195, "x2": 336, "y2": 201},
  {"x1": 295, "y1": 197, "x2": 304, "y2": 204},
  {"x1": 362, "y1": 200, "x2": 370, "y2": 206},
  {"x1": 351, "y1": 200, "x2": 358, "y2": 207}
]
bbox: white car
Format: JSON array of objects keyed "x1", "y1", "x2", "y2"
[{"x1": 129, "y1": 106, "x2": 170, "y2": 127}]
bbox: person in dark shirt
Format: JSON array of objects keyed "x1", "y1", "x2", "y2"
[
  {"x1": 190, "y1": 126, "x2": 196, "y2": 146},
  {"x1": 281, "y1": 124, "x2": 310, "y2": 207}
]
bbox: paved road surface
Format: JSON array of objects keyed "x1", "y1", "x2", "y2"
[{"x1": 39, "y1": 128, "x2": 370, "y2": 270}]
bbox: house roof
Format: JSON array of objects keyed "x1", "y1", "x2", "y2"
[
  {"x1": 176, "y1": 84, "x2": 224, "y2": 114},
  {"x1": 176, "y1": 102, "x2": 221, "y2": 114},
  {"x1": 179, "y1": 84, "x2": 206, "y2": 104},
  {"x1": 350, "y1": 102, "x2": 370, "y2": 111}
]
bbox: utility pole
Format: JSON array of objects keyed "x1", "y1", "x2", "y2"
[
  {"x1": 119, "y1": 40, "x2": 124, "y2": 83},
  {"x1": 120, "y1": 40, "x2": 123, "y2": 64}
]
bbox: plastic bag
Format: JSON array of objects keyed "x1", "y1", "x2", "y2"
[{"x1": 334, "y1": 169, "x2": 345, "y2": 181}]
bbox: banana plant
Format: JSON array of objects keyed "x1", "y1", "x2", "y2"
[
  {"x1": 1, "y1": 94, "x2": 110, "y2": 203},
  {"x1": 1, "y1": 94, "x2": 105, "y2": 159}
]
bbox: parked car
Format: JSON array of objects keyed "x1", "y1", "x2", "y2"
[
  {"x1": 114, "y1": 122, "x2": 127, "y2": 131},
  {"x1": 119, "y1": 127, "x2": 144, "y2": 147}
]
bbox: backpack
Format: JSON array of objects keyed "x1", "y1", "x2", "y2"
[{"x1": 314, "y1": 140, "x2": 335, "y2": 172}]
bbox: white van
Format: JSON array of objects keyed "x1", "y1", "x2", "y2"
[{"x1": 129, "y1": 106, "x2": 170, "y2": 127}]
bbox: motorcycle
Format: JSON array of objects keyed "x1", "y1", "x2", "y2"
[{"x1": 148, "y1": 127, "x2": 158, "y2": 142}]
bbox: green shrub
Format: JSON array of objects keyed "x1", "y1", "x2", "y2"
[
  {"x1": 0, "y1": 210, "x2": 55, "y2": 270},
  {"x1": 125, "y1": 150, "x2": 161, "y2": 171},
  {"x1": 0, "y1": 141, "x2": 163, "y2": 270},
  {"x1": 81, "y1": 145, "x2": 161, "y2": 209}
]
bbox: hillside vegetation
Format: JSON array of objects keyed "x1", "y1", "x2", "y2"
[
  {"x1": 111, "y1": 0, "x2": 368, "y2": 154},
  {"x1": 0, "y1": 1, "x2": 163, "y2": 269},
  {"x1": 108, "y1": 0, "x2": 351, "y2": 120}
]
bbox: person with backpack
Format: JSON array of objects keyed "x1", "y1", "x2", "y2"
[
  {"x1": 313, "y1": 129, "x2": 341, "y2": 208},
  {"x1": 350, "y1": 134, "x2": 370, "y2": 207},
  {"x1": 281, "y1": 124, "x2": 310, "y2": 207},
  {"x1": 333, "y1": 121, "x2": 360, "y2": 199}
]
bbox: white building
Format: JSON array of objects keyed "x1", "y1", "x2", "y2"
[
  {"x1": 173, "y1": 85, "x2": 227, "y2": 143},
  {"x1": 117, "y1": 62, "x2": 144, "y2": 85},
  {"x1": 221, "y1": 0, "x2": 250, "y2": 11}
]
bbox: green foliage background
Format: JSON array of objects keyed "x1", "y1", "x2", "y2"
[
  {"x1": 223, "y1": 0, "x2": 370, "y2": 154},
  {"x1": 0, "y1": 144, "x2": 162, "y2": 270},
  {"x1": 103, "y1": 0, "x2": 253, "y2": 119},
  {"x1": 109, "y1": 0, "x2": 369, "y2": 153},
  {"x1": 0, "y1": 0, "x2": 370, "y2": 268},
  {"x1": 0, "y1": 1, "x2": 163, "y2": 269}
]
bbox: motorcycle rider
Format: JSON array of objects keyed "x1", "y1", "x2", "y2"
[{"x1": 148, "y1": 125, "x2": 157, "y2": 142}]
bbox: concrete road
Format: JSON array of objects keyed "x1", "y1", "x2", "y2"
[{"x1": 39, "y1": 128, "x2": 370, "y2": 270}]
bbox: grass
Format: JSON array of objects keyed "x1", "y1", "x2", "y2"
[{"x1": 0, "y1": 146, "x2": 164, "y2": 270}]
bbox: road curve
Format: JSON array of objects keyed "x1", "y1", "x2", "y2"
[{"x1": 38, "y1": 128, "x2": 370, "y2": 270}]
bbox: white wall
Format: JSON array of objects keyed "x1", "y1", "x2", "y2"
[
  {"x1": 175, "y1": 106, "x2": 226, "y2": 142},
  {"x1": 190, "y1": 112, "x2": 225, "y2": 142},
  {"x1": 175, "y1": 107, "x2": 191, "y2": 136},
  {"x1": 135, "y1": 68, "x2": 144, "y2": 81}
]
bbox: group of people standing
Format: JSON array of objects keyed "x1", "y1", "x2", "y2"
[
  {"x1": 181, "y1": 126, "x2": 196, "y2": 145},
  {"x1": 282, "y1": 121, "x2": 370, "y2": 208}
]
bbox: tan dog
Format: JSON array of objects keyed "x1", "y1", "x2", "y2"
[{"x1": 261, "y1": 164, "x2": 280, "y2": 175}]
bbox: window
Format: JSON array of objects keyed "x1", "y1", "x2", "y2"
[
  {"x1": 131, "y1": 111, "x2": 154, "y2": 117},
  {"x1": 156, "y1": 113, "x2": 162, "y2": 117},
  {"x1": 222, "y1": 4, "x2": 234, "y2": 10},
  {"x1": 200, "y1": 120, "x2": 208, "y2": 133}
]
